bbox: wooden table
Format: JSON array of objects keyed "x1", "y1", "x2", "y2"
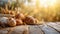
[{"x1": 0, "y1": 22, "x2": 60, "y2": 34}]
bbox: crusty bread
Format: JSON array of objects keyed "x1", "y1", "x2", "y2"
[
  {"x1": 7, "y1": 18, "x2": 16, "y2": 27},
  {"x1": 0, "y1": 17, "x2": 9, "y2": 27},
  {"x1": 0, "y1": 17, "x2": 9, "y2": 24},
  {"x1": 15, "y1": 13, "x2": 25, "y2": 20},
  {"x1": 23, "y1": 16, "x2": 37, "y2": 25},
  {"x1": 0, "y1": 15, "x2": 39, "y2": 27},
  {"x1": 16, "y1": 19, "x2": 23, "y2": 25}
]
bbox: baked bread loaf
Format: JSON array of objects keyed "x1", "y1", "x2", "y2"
[
  {"x1": 16, "y1": 19, "x2": 23, "y2": 25},
  {"x1": 15, "y1": 13, "x2": 25, "y2": 20},
  {"x1": 7, "y1": 18, "x2": 16, "y2": 27},
  {"x1": 23, "y1": 16, "x2": 37, "y2": 25},
  {"x1": 0, "y1": 17, "x2": 9, "y2": 27}
]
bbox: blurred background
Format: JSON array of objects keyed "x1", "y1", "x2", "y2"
[{"x1": 0, "y1": 0, "x2": 60, "y2": 22}]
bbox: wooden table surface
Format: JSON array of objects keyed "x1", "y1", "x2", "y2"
[{"x1": 0, "y1": 22, "x2": 60, "y2": 34}]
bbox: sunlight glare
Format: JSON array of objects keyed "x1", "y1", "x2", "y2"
[{"x1": 39, "y1": 0, "x2": 56, "y2": 8}]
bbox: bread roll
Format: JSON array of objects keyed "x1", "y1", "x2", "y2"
[
  {"x1": 0, "y1": 17, "x2": 8, "y2": 24},
  {"x1": 16, "y1": 19, "x2": 23, "y2": 25},
  {"x1": 7, "y1": 18, "x2": 16, "y2": 27},
  {"x1": 23, "y1": 16, "x2": 36, "y2": 25},
  {"x1": 0, "y1": 17, "x2": 9, "y2": 27},
  {"x1": 15, "y1": 13, "x2": 25, "y2": 20}
]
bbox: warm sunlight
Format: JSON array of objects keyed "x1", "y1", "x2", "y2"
[
  {"x1": 39, "y1": 0, "x2": 56, "y2": 8},
  {"x1": 25, "y1": 0, "x2": 36, "y2": 6}
]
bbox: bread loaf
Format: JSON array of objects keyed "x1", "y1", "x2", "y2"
[
  {"x1": 23, "y1": 16, "x2": 37, "y2": 25},
  {"x1": 16, "y1": 19, "x2": 23, "y2": 25},
  {"x1": 15, "y1": 13, "x2": 25, "y2": 20},
  {"x1": 7, "y1": 18, "x2": 16, "y2": 27},
  {"x1": 0, "y1": 17, "x2": 9, "y2": 27}
]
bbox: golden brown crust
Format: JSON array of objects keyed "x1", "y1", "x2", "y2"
[
  {"x1": 23, "y1": 16, "x2": 37, "y2": 25},
  {"x1": 16, "y1": 19, "x2": 23, "y2": 25},
  {"x1": 7, "y1": 18, "x2": 16, "y2": 27},
  {"x1": 15, "y1": 13, "x2": 25, "y2": 20}
]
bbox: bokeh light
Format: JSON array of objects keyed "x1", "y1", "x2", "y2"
[{"x1": 39, "y1": 0, "x2": 56, "y2": 8}]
